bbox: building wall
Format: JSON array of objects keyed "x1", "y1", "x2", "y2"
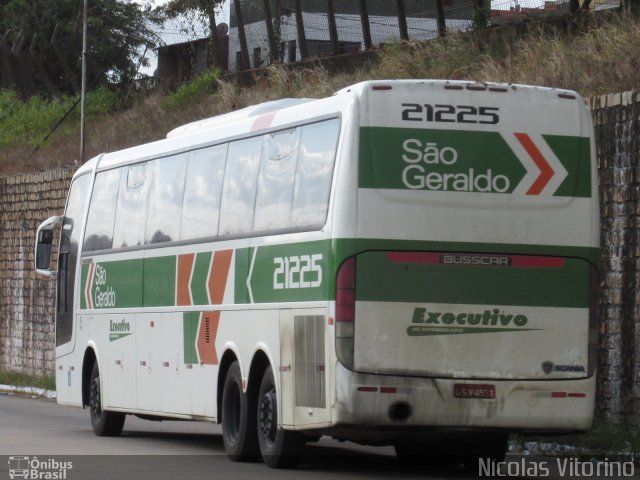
[
  {"x1": 590, "y1": 91, "x2": 640, "y2": 423},
  {"x1": 0, "y1": 92, "x2": 638, "y2": 426},
  {"x1": 0, "y1": 169, "x2": 74, "y2": 377}
]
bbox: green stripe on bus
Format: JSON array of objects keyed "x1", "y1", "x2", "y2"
[
  {"x1": 79, "y1": 239, "x2": 599, "y2": 309},
  {"x1": 234, "y1": 248, "x2": 251, "y2": 304},
  {"x1": 359, "y1": 127, "x2": 526, "y2": 193},
  {"x1": 359, "y1": 127, "x2": 591, "y2": 197},
  {"x1": 246, "y1": 240, "x2": 330, "y2": 304},
  {"x1": 183, "y1": 312, "x2": 199, "y2": 364},
  {"x1": 355, "y1": 251, "x2": 590, "y2": 308},
  {"x1": 80, "y1": 263, "x2": 89, "y2": 309},
  {"x1": 191, "y1": 252, "x2": 212, "y2": 305},
  {"x1": 143, "y1": 256, "x2": 176, "y2": 307},
  {"x1": 543, "y1": 135, "x2": 592, "y2": 198},
  {"x1": 87, "y1": 259, "x2": 143, "y2": 308},
  {"x1": 333, "y1": 239, "x2": 601, "y2": 272}
]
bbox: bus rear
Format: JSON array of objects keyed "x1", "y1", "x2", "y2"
[{"x1": 330, "y1": 81, "x2": 598, "y2": 447}]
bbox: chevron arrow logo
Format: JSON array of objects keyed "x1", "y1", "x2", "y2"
[{"x1": 510, "y1": 132, "x2": 568, "y2": 196}]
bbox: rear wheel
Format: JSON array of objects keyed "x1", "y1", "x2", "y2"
[
  {"x1": 221, "y1": 361, "x2": 259, "y2": 461},
  {"x1": 257, "y1": 366, "x2": 304, "y2": 468},
  {"x1": 89, "y1": 363, "x2": 125, "y2": 436}
]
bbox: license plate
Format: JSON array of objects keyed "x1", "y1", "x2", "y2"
[{"x1": 453, "y1": 384, "x2": 496, "y2": 399}]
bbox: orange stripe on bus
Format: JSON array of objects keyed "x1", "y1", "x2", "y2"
[
  {"x1": 515, "y1": 133, "x2": 555, "y2": 196},
  {"x1": 251, "y1": 112, "x2": 277, "y2": 132},
  {"x1": 177, "y1": 253, "x2": 195, "y2": 306},
  {"x1": 197, "y1": 311, "x2": 220, "y2": 365}
]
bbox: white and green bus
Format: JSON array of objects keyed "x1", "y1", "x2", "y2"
[{"x1": 35, "y1": 80, "x2": 599, "y2": 467}]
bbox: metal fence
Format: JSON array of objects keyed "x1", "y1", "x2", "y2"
[{"x1": 222, "y1": 0, "x2": 621, "y2": 72}]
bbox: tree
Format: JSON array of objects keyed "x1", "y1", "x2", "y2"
[
  {"x1": 159, "y1": 0, "x2": 226, "y2": 69},
  {"x1": 0, "y1": 0, "x2": 158, "y2": 98}
]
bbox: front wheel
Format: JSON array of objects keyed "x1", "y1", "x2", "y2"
[
  {"x1": 257, "y1": 366, "x2": 304, "y2": 468},
  {"x1": 89, "y1": 363, "x2": 125, "y2": 436}
]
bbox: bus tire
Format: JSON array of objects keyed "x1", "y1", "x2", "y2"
[
  {"x1": 221, "y1": 361, "x2": 259, "y2": 461},
  {"x1": 89, "y1": 363, "x2": 125, "y2": 437},
  {"x1": 257, "y1": 366, "x2": 304, "y2": 468}
]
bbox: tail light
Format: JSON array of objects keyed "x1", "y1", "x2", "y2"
[
  {"x1": 588, "y1": 265, "x2": 599, "y2": 376},
  {"x1": 336, "y1": 257, "x2": 356, "y2": 369}
]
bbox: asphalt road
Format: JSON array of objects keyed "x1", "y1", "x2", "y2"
[{"x1": 0, "y1": 392, "x2": 478, "y2": 480}]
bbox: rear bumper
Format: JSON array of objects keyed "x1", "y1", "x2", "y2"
[{"x1": 332, "y1": 363, "x2": 595, "y2": 433}]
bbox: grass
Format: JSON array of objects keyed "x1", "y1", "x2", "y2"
[
  {"x1": 0, "y1": 369, "x2": 55, "y2": 391},
  {"x1": 0, "y1": 12, "x2": 639, "y2": 175}
]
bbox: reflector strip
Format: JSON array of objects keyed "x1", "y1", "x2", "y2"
[
  {"x1": 568, "y1": 392, "x2": 586, "y2": 398},
  {"x1": 357, "y1": 386, "x2": 378, "y2": 392},
  {"x1": 511, "y1": 256, "x2": 565, "y2": 268},
  {"x1": 372, "y1": 85, "x2": 392, "y2": 91},
  {"x1": 386, "y1": 251, "x2": 565, "y2": 268},
  {"x1": 380, "y1": 387, "x2": 397, "y2": 394},
  {"x1": 387, "y1": 252, "x2": 440, "y2": 264},
  {"x1": 551, "y1": 391, "x2": 567, "y2": 398}
]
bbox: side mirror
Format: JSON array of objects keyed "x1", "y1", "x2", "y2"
[{"x1": 35, "y1": 216, "x2": 62, "y2": 277}]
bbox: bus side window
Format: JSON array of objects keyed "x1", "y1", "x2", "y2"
[
  {"x1": 253, "y1": 128, "x2": 300, "y2": 232},
  {"x1": 113, "y1": 163, "x2": 151, "y2": 249},
  {"x1": 219, "y1": 136, "x2": 263, "y2": 236},
  {"x1": 180, "y1": 144, "x2": 228, "y2": 241},
  {"x1": 84, "y1": 168, "x2": 121, "y2": 252},
  {"x1": 291, "y1": 119, "x2": 340, "y2": 228},
  {"x1": 145, "y1": 156, "x2": 187, "y2": 244}
]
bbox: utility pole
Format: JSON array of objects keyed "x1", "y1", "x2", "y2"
[{"x1": 80, "y1": 0, "x2": 88, "y2": 163}]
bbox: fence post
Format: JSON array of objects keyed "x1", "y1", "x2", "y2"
[
  {"x1": 474, "y1": 0, "x2": 490, "y2": 30},
  {"x1": 359, "y1": 0, "x2": 373, "y2": 50},
  {"x1": 436, "y1": 0, "x2": 447, "y2": 37},
  {"x1": 396, "y1": 0, "x2": 409, "y2": 40},
  {"x1": 262, "y1": 0, "x2": 278, "y2": 63},
  {"x1": 233, "y1": 0, "x2": 251, "y2": 70},
  {"x1": 293, "y1": 0, "x2": 309, "y2": 60},
  {"x1": 327, "y1": 0, "x2": 340, "y2": 56}
]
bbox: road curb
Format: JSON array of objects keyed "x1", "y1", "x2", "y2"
[{"x1": 0, "y1": 383, "x2": 56, "y2": 399}]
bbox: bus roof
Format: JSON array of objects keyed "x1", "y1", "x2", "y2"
[{"x1": 73, "y1": 79, "x2": 584, "y2": 180}]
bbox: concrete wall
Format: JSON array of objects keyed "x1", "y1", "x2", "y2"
[
  {"x1": 590, "y1": 91, "x2": 640, "y2": 423},
  {"x1": 0, "y1": 92, "x2": 638, "y2": 424},
  {"x1": 0, "y1": 169, "x2": 74, "y2": 376}
]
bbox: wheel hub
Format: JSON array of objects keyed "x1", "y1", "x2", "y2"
[
  {"x1": 259, "y1": 388, "x2": 277, "y2": 441},
  {"x1": 90, "y1": 379, "x2": 101, "y2": 416}
]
